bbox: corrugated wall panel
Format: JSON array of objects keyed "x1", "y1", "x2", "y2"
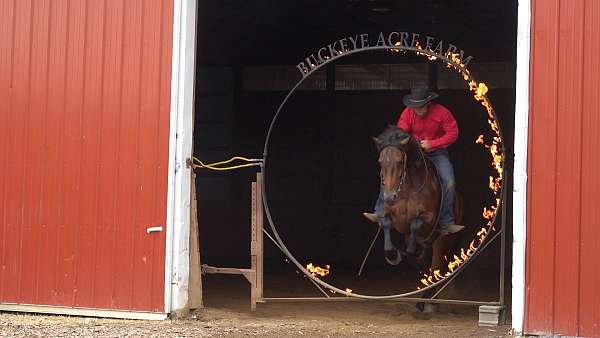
[
  {"x1": 41, "y1": 0, "x2": 68, "y2": 307},
  {"x1": 0, "y1": 0, "x2": 12, "y2": 304},
  {"x1": 553, "y1": 0, "x2": 584, "y2": 333},
  {"x1": 525, "y1": 0, "x2": 560, "y2": 332},
  {"x1": 0, "y1": 0, "x2": 173, "y2": 313},
  {"x1": 579, "y1": 0, "x2": 600, "y2": 336},
  {"x1": 153, "y1": 0, "x2": 173, "y2": 311},
  {"x1": 526, "y1": 0, "x2": 600, "y2": 336},
  {"x1": 59, "y1": 0, "x2": 86, "y2": 306},
  {"x1": 114, "y1": 0, "x2": 144, "y2": 310}
]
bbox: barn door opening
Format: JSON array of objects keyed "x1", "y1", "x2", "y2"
[{"x1": 190, "y1": 0, "x2": 519, "y2": 325}]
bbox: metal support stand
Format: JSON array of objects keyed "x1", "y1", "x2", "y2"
[
  {"x1": 202, "y1": 171, "x2": 508, "y2": 314},
  {"x1": 201, "y1": 172, "x2": 264, "y2": 311},
  {"x1": 479, "y1": 171, "x2": 509, "y2": 326}
]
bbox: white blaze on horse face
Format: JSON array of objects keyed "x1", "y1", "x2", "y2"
[{"x1": 379, "y1": 147, "x2": 407, "y2": 201}]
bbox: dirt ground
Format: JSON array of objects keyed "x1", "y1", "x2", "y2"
[
  {"x1": 0, "y1": 269, "x2": 512, "y2": 337},
  {"x1": 0, "y1": 302, "x2": 512, "y2": 338}
]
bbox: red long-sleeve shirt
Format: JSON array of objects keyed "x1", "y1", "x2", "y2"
[{"x1": 396, "y1": 102, "x2": 459, "y2": 152}]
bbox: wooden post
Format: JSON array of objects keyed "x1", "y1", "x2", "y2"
[
  {"x1": 256, "y1": 172, "x2": 264, "y2": 302},
  {"x1": 188, "y1": 172, "x2": 203, "y2": 309},
  {"x1": 250, "y1": 172, "x2": 264, "y2": 311},
  {"x1": 251, "y1": 181, "x2": 257, "y2": 311}
]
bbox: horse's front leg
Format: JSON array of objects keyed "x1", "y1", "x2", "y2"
[
  {"x1": 381, "y1": 216, "x2": 403, "y2": 266},
  {"x1": 406, "y1": 218, "x2": 424, "y2": 254}
]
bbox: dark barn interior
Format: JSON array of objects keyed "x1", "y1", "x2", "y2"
[{"x1": 193, "y1": 0, "x2": 517, "y2": 308}]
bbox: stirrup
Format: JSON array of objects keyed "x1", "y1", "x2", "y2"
[
  {"x1": 362, "y1": 212, "x2": 379, "y2": 224},
  {"x1": 440, "y1": 224, "x2": 465, "y2": 235}
]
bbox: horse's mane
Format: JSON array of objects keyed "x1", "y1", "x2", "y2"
[{"x1": 375, "y1": 125, "x2": 416, "y2": 152}]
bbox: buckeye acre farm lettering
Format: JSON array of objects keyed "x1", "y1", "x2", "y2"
[{"x1": 296, "y1": 32, "x2": 473, "y2": 78}]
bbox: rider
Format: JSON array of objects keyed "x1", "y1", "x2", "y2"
[{"x1": 363, "y1": 87, "x2": 464, "y2": 235}]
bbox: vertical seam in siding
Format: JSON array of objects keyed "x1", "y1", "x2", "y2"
[
  {"x1": 110, "y1": 0, "x2": 126, "y2": 310},
  {"x1": 551, "y1": 0, "x2": 561, "y2": 332},
  {"x1": 576, "y1": 0, "x2": 586, "y2": 335},
  {"x1": 18, "y1": 0, "x2": 36, "y2": 301},
  {"x1": 128, "y1": 0, "x2": 145, "y2": 309},
  {"x1": 0, "y1": 0, "x2": 18, "y2": 301},
  {"x1": 91, "y1": 0, "x2": 108, "y2": 306},
  {"x1": 149, "y1": 0, "x2": 166, "y2": 310},
  {"x1": 55, "y1": 0, "x2": 71, "y2": 305},
  {"x1": 34, "y1": 0, "x2": 54, "y2": 304},
  {"x1": 9, "y1": 0, "x2": 17, "y2": 89},
  {"x1": 73, "y1": 0, "x2": 89, "y2": 306},
  {"x1": 525, "y1": 0, "x2": 537, "y2": 323}
]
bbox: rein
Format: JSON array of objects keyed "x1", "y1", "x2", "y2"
[
  {"x1": 391, "y1": 151, "x2": 408, "y2": 195},
  {"x1": 385, "y1": 139, "x2": 429, "y2": 195},
  {"x1": 414, "y1": 139, "x2": 430, "y2": 193}
]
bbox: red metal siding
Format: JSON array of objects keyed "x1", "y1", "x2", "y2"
[
  {"x1": 0, "y1": 0, "x2": 173, "y2": 312},
  {"x1": 526, "y1": 0, "x2": 600, "y2": 335}
]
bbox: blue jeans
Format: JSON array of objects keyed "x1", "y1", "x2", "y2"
[
  {"x1": 427, "y1": 149, "x2": 456, "y2": 226},
  {"x1": 373, "y1": 148, "x2": 456, "y2": 230}
]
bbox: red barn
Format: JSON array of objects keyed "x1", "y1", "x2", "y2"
[
  {"x1": 0, "y1": 0, "x2": 598, "y2": 336},
  {"x1": 519, "y1": 0, "x2": 600, "y2": 336},
  {"x1": 0, "y1": 0, "x2": 197, "y2": 319}
]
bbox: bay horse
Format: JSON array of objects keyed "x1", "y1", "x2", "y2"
[{"x1": 372, "y1": 125, "x2": 463, "y2": 275}]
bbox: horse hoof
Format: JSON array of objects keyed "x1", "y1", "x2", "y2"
[
  {"x1": 441, "y1": 224, "x2": 465, "y2": 235},
  {"x1": 423, "y1": 303, "x2": 439, "y2": 313},
  {"x1": 384, "y1": 248, "x2": 402, "y2": 266},
  {"x1": 415, "y1": 302, "x2": 438, "y2": 313}
]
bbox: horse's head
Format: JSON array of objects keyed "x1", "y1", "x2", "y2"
[{"x1": 372, "y1": 126, "x2": 413, "y2": 205}]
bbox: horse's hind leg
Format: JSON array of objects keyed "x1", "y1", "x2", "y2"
[
  {"x1": 416, "y1": 238, "x2": 449, "y2": 313},
  {"x1": 431, "y1": 236, "x2": 450, "y2": 272}
]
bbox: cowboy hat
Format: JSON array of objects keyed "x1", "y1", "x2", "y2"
[{"x1": 402, "y1": 87, "x2": 439, "y2": 108}]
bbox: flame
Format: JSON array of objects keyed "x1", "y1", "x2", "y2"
[
  {"x1": 476, "y1": 135, "x2": 484, "y2": 144},
  {"x1": 412, "y1": 41, "x2": 438, "y2": 61},
  {"x1": 306, "y1": 263, "x2": 330, "y2": 277},
  {"x1": 483, "y1": 207, "x2": 495, "y2": 220},
  {"x1": 475, "y1": 83, "x2": 489, "y2": 100},
  {"x1": 345, "y1": 288, "x2": 353, "y2": 293},
  {"x1": 460, "y1": 248, "x2": 469, "y2": 261}
]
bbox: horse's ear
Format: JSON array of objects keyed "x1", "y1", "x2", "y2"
[
  {"x1": 371, "y1": 136, "x2": 383, "y2": 146},
  {"x1": 400, "y1": 136, "x2": 410, "y2": 145}
]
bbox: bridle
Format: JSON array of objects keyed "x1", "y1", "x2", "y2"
[
  {"x1": 381, "y1": 138, "x2": 429, "y2": 196},
  {"x1": 381, "y1": 150, "x2": 408, "y2": 196}
]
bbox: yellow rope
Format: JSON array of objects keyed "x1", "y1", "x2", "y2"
[{"x1": 192, "y1": 156, "x2": 263, "y2": 171}]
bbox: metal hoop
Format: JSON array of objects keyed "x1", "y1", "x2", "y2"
[{"x1": 261, "y1": 44, "x2": 506, "y2": 299}]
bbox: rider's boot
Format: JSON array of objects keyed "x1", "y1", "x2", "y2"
[
  {"x1": 362, "y1": 212, "x2": 379, "y2": 224},
  {"x1": 439, "y1": 224, "x2": 465, "y2": 236}
]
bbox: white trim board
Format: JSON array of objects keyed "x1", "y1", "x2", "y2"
[
  {"x1": 165, "y1": 0, "x2": 198, "y2": 314},
  {"x1": 511, "y1": 0, "x2": 531, "y2": 334},
  {"x1": 0, "y1": 303, "x2": 167, "y2": 321}
]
